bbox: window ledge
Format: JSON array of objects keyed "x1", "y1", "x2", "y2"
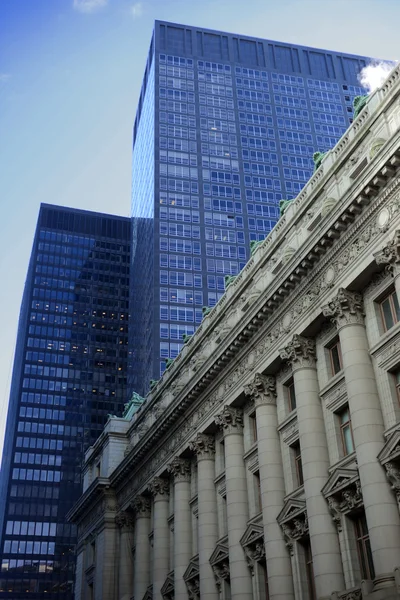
[{"x1": 319, "y1": 371, "x2": 345, "y2": 398}]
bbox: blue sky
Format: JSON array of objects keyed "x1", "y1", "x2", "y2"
[{"x1": 0, "y1": 0, "x2": 399, "y2": 461}]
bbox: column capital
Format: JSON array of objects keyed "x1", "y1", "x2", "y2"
[
  {"x1": 322, "y1": 288, "x2": 364, "y2": 330},
  {"x1": 189, "y1": 432, "x2": 215, "y2": 460},
  {"x1": 148, "y1": 476, "x2": 170, "y2": 499},
  {"x1": 215, "y1": 405, "x2": 244, "y2": 436},
  {"x1": 279, "y1": 334, "x2": 316, "y2": 371},
  {"x1": 115, "y1": 510, "x2": 135, "y2": 529},
  {"x1": 244, "y1": 373, "x2": 276, "y2": 408},
  {"x1": 132, "y1": 495, "x2": 151, "y2": 517},
  {"x1": 167, "y1": 457, "x2": 191, "y2": 483},
  {"x1": 374, "y1": 230, "x2": 400, "y2": 277}
]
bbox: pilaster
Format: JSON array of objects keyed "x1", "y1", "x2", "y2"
[
  {"x1": 280, "y1": 336, "x2": 345, "y2": 597},
  {"x1": 132, "y1": 495, "x2": 151, "y2": 600},
  {"x1": 215, "y1": 407, "x2": 253, "y2": 600},
  {"x1": 115, "y1": 511, "x2": 134, "y2": 600},
  {"x1": 244, "y1": 374, "x2": 294, "y2": 600},
  {"x1": 168, "y1": 458, "x2": 192, "y2": 600},
  {"x1": 149, "y1": 477, "x2": 170, "y2": 600},
  {"x1": 189, "y1": 433, "x2": 219, "y2": 600}
]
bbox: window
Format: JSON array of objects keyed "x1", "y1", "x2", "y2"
[
  {"x1": 303, "y1": 540, "x2": 316, "y2": 600},
  {"x1": 329, "y1": 340, "x2": 342, "y2": 375},
  {"x1": 380, "y1": 289, "x2": 400, "y2": 331},
  {"x1": 254, "y1": 471, "x2": 262, "y2": 513},
  {"x1": 338, "y1": 406, "x2": 354, "y2": 455},
  {"x1": 292, "y1": 442, "x2": 303, "y2": 487},
  {"x1": 393, "y1": 370, "x2": 400, "y2": 405},
  {"x1": 249, "y1": 412, "x2": 257, "y2": 444},
  {"x1": 286, "y1": 380, "x2": 296, "y2": 412},
  {"x1": 354, "y1": 513, "x2": 375, "y2": 580}
]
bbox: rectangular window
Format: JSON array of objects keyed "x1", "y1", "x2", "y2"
[
  {"x1": 286, "y1": 380, "x2": 296, "y2": 412},
  {"x1": 338, "y1": 406, "x2": 354, "y2": 455},
  {"x1": 292, "y1": 442, "x2": 303, "y2": 487},
  {"x1": 393, "y1": 370, "x2": 400, "y2": 405},
  {"x1": 303, "y1": 540, "x2": 316, "y2": 600},
  {"x1": 254, "y1": 470, "x2": 262, "y2": 513},
  {"x1": 249, "y1": 412, "x2": 257, "y2": 444},
  {"x1": 380, "y1": 290, "x2": 400, "y2": 331},
  {"x1": 354, "y1": 513, "x2": 375, "y2": 580},
  {"x1": 329, "y1": 340, "x2": 342, "y2": 375}
]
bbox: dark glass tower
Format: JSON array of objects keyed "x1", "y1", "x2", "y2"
[
  {"x1": 0, "y1": 204, "x2": 130, "y2": 599},
  {"x1": 130, "y1": 20, "x2": 373, "y2": 395}
]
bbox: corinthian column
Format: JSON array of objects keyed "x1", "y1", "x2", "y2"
[
  {"x1": 374, "y1": 230, "x2": 400, "y2": 299},
  {"x1": 323, "y1": 288, "x2": 400, "y2": 576},
  {"x1": 149, "y1": 477, "x2": 170, "y2": 600},
  {"x1": 132, "y1": 495, "x2": 151, "y2": 600},
  {"x1": 215, "y1": 406, "x2": 253, "y2": 600},
  {"x1": 280, "y1": 336, "x2": 344, "y2": 597},
  {"x1": 244, "y1": 374, "x2": 294, "y2": 600},
  {"x1": 168, "y1": 457, "x2": 192, "y2": 600},
  {"x1": 115, "y1": 512, "x2": 134, "y2": 600},
  {"x1": 189, "y1": 433, "x2": 219, "y2": 600}
]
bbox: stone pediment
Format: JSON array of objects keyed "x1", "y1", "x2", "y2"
[
  {"x1": 183, "y1": 555, "x2": 199, "y2": 581},
  {"x1": 277, "y1": 497, "x2": 306, "y2": 524},
  {"x1": 322, "y1": 468, "x2": 359, "y2": 497},
  {"x1": 240, "y1": 522, "x2": 263, "y2": 548},
  {"x1": 143, "y1": 585, "x2": 153, "y2": 600},
  {"x1": 209, "y1": 540, "x2": 229, "y2": 566},
  {"x1": 378, "y1": 425, "x2": 400, "y2": 465},
  {"x1": 161, "y1": 571, "x2": 174, "y2": 600}
]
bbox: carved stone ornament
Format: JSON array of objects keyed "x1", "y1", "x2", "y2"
[
  {"x1": 322, "y1": 288, "x2": 364, "y2": 330},
  {"x1": 148, "y1": 477, "x2": 170, "y2": 498},
  {"x1": 374, "y1": 230, "x2": 400, "y2": 277},
  {"x1": 240, "y1": 522, "x2": 265, "y2": 574},
  {"x1": 189, "y1": 433, "x2": 215, "y2": 459},
  {"x1": 212, "y1": 562, "x2": 230, "y2": 589},
  {"x1": 215, "y1": 405, "x2": 244, "y2": 435},
  {"x1": 384, "y1": 462, "x2": 400, "y2": 504},
  {"x1": 331, "y1": 588, "x2": 362, "y2": 600},
  {"x1": 324, "y1": 474, "x2": 363, "y2": 531},
  {"x1": 244, "y1": 373, "x2": 277, "y2": 408},
  {"x1": 281, "y1": 513, "x2": 309, "y2": 556},
  {"x1": 279, "y1": 334, "x2": 316, "y2": 371},
  {"x1": 183, "y1": 555, "x2": 200, "y2": 600},
  {"x1": 132, "y1": 495, "x2": 151, "y2": 517},
  {"x1": 115, "y1": 511, "x2": 134, "y2": 529},
  {"x1": 167, "y1": 457, "x2": 191, "y2": 482}
]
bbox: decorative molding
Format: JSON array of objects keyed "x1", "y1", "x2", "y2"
[
  {"x1": 279, "y1": 335, "x2": 316, "y2": 371},
  {"x1": 209, "y1": 540, "x2": 230, "y2": 590},
  {"x1": 322, "y1": 288, "x2": 364, "y2": 329},
  {"x1": 243, "y1": 372, "x2": 277, "y2": 408},
  {"x1": 148, "y1": 477, "x2": 170, "y2": 499},
  {"x1": 160, "y1": 570, "x2": 174, "y2": 600},
  {"x1": 183, "y1": 555, "x2": 200, "y2": 600},
  {"x1": 132, "y1": 495, "x2": 151, "y2": 517},
  {"x1": 215, "y1": 405, "x2": 244, "y2": 435},
  {"x1": 240, "y1": 520, "x2": 265, "y2": 573},
  {"x1": 374, "y1": 230, "x2": 400, "y2": 277},
  {"x1": 322, "y1": 468, "x2": 363, "y2": 530},
  {"x1": 167, "y1": 457, "x2": 191, "y2": 483},
  {"x1": 115, "y1": 511, "x2": 134, "y2": 529},
  {"x1": 189, "y1": 433, "x2": 215, "y2": 460},
  {"x1": 277, "y1": 498, "x2": 308, "y2": 555}
]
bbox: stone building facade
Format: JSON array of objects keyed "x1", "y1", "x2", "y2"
[{"x1": 69, "y1": 66, "x2": 400, "y2": 600}]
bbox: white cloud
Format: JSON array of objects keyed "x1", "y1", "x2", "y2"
[
  {"x1": 73, "y1": 0, "x2": 108, "y2": 14},
  {"x1": 129, "y1": 2, "x2": 143, "y2": 18},
  {"x1": 0, "y1": 73, "x2": 10, "y2": 83},
  {"x1": 358, "y1": 61, "x2": 397, "y2": 93}
]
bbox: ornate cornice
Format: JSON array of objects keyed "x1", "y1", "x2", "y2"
[
  {"x1": 148, "y1": 477, "x2": 170, "y2": 499},
  {"x1": 244, "y1": 373, "x2": 277, "y2": 408},
  {"x1": 322, "y1": 288, "x2": 364, "y2": 329},
  {"x1": 167, "y1": 457, "x2": 191, "y2": 483},
  {"x1": 132, "y1": 495, "x2": 151, "y2": 517},
  {"x1": 78, "y1": 113, "x2": 400, "y2": 516},
  {"x1": 215, "y1": 406, "x2": 244, "y2": 435},
  {"x1": 374, "y1": 229, "x2": 400, "y2": 277},
  {"x1": 279, "y1": 335, "x2": 316, "y2": 370},
  {"x1": 189, "y1": 433, "x2": 215, "y2": 460}
]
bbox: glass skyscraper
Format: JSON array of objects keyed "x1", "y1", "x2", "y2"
[
  {"x1": 0, "y1": 204, "x2": 130, "y2": 599},
  {"x1": 130, "y1": 20, "x2": 372, "y2": 395}
]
